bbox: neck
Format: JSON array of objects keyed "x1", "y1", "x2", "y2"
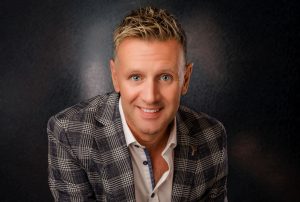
[
  {"x1": 135, "y1": 131, "x2": 169, "y2": 151},
  {"x1": 132, "y1": 123, "x2": 173, "y2": 151}
]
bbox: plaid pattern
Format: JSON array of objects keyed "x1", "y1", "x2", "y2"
[{"x1": 48, "y1": 92, "x2": 228, "y2": 202}]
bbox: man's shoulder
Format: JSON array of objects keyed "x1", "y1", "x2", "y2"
[
  {"x1": 47, "y1": 92, "x2": 119, "y2": 132},
  {"x1": 178, "y1": 105, "x2": 224, "y2": 127},
  {"x1": 177, "y1": 105, "x2": 226, "y2": 143}
]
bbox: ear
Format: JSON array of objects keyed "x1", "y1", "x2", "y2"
[
  {"x1": 181, "y1": 63, "x2": 193, "y2": 95},
  {"x1": 110, "y1": 59, "x2": 120, "y2": 92}
]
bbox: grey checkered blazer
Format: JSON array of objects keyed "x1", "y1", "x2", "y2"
[{"x1": 47, "y1": 92, "x2": 228, "y2": 201}]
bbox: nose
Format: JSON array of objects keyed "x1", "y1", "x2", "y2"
[{"x1": 141, "y1": 79, "x2": 160, "y2": 104}]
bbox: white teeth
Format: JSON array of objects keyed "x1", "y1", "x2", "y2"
[{"x1": 142, "y1": 108, "x2": 159, "y2": 113}]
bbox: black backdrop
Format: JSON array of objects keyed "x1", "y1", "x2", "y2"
[{"x1": 1, "y1": 0, "x2": 299, "y2": 201}]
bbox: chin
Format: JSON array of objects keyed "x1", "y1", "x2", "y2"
[
  {"x1": 140, "y1": 119, "x2": 172, "y2": 134},
  {"x1": 139, "y1": 127, "x2": 161, "y2": 136}
]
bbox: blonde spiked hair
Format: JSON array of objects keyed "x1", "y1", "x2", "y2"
[{"x1": 113, "y1": 6, "x2": 187, "y2": 61}]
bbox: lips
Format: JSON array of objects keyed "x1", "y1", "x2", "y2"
[
  {"x1": 141, "y1": 108, "x2": 160, "y2": 113},
  {"x1": 138, "y1": 106, "x2": 162, "y2": 119}
]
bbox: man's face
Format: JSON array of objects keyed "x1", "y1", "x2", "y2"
[{"x1": 110, "y1": 38, "x2": 192, "y2": 140}]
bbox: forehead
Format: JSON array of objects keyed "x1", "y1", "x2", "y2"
[{"x1": 115, "y1": 38, "x2": 184, "y2": 65}]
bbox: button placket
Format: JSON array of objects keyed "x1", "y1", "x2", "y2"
[{"x1": 149, "y1": 192, "x2": 159, "y2": 202}]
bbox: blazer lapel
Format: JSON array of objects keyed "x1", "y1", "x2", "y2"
[
  {"x1": 93, "y1": 93, "x2": 135, "y2": 201},
  {"x1": 172, "y1": 112, "x2": 199, "y2": 201}
]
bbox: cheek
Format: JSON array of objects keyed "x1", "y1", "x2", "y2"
[
  {"x1": 119, "y1": 83, "x2": 139, "y2": 101},
  {"x1": 161, "y1": 85, "x2": 182, "y2": 103}
]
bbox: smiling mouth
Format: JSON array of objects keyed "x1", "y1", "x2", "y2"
[
  {"x1": 138, "y1": 106, "x2": 162, "y2": 119},
  {"x1": 141, "y1": 108, "x2": 160, "y2": 113}
]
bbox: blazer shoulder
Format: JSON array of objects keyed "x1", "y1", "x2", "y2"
[
  {"x1": 47, "y1": 92, "x2": 118, "y2": 134},
  {"x1": 177, "y1": 105, "x2": 226, "y2": 144},
  {"x1": 178, "y1": 105, "x2": 225, "y2": 128}
]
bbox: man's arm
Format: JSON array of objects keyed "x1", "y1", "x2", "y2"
[
  {"x1": 47, "y1": 116, "x2": 96, "y2": 201},
  {"x1": 207, "y1": 123, "x2": 228, "y2": 201}
]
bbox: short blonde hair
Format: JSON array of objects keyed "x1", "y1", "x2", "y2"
[{"x1": 113, "y1": 6, "x2": 187, "y2": 61}]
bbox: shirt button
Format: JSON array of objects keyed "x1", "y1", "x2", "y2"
[
  {"x1": 143, "y1": 161, "x2": 148, "y2": 165},
  {"x1": 151, "y1": 193, "x2": 155, "y2": 198}
]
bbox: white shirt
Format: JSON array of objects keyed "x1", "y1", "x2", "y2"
[{"x1": 119, "y1": 99, "x2": 177, "y2": 202}]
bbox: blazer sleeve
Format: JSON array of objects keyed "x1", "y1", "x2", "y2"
[
  {"x1": 206, "y1": 123, "x2": 228, "y2": 201},
  {"x1": 47, "y1": 116, "x2": 96, "y2": 202}
]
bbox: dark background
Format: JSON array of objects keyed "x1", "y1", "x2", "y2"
[{"x1": 1, "y1": 0, "x2": 299, "y2": 201}]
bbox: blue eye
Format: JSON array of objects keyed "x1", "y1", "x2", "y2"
[
  {"x1": 160, "y1": 74, "x2": 172, "y2": 81},
  {"x1": 130, "y1": 75, "x2": 141, "y2": 81}
]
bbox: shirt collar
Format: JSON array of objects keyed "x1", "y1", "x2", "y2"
[{"x1": 118, "y1": 98, "x2": 177, "y2": 149}]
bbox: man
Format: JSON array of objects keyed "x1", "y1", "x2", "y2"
[{"x1": 48, "y1": 6, "x2": 228, "y2": 201}]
